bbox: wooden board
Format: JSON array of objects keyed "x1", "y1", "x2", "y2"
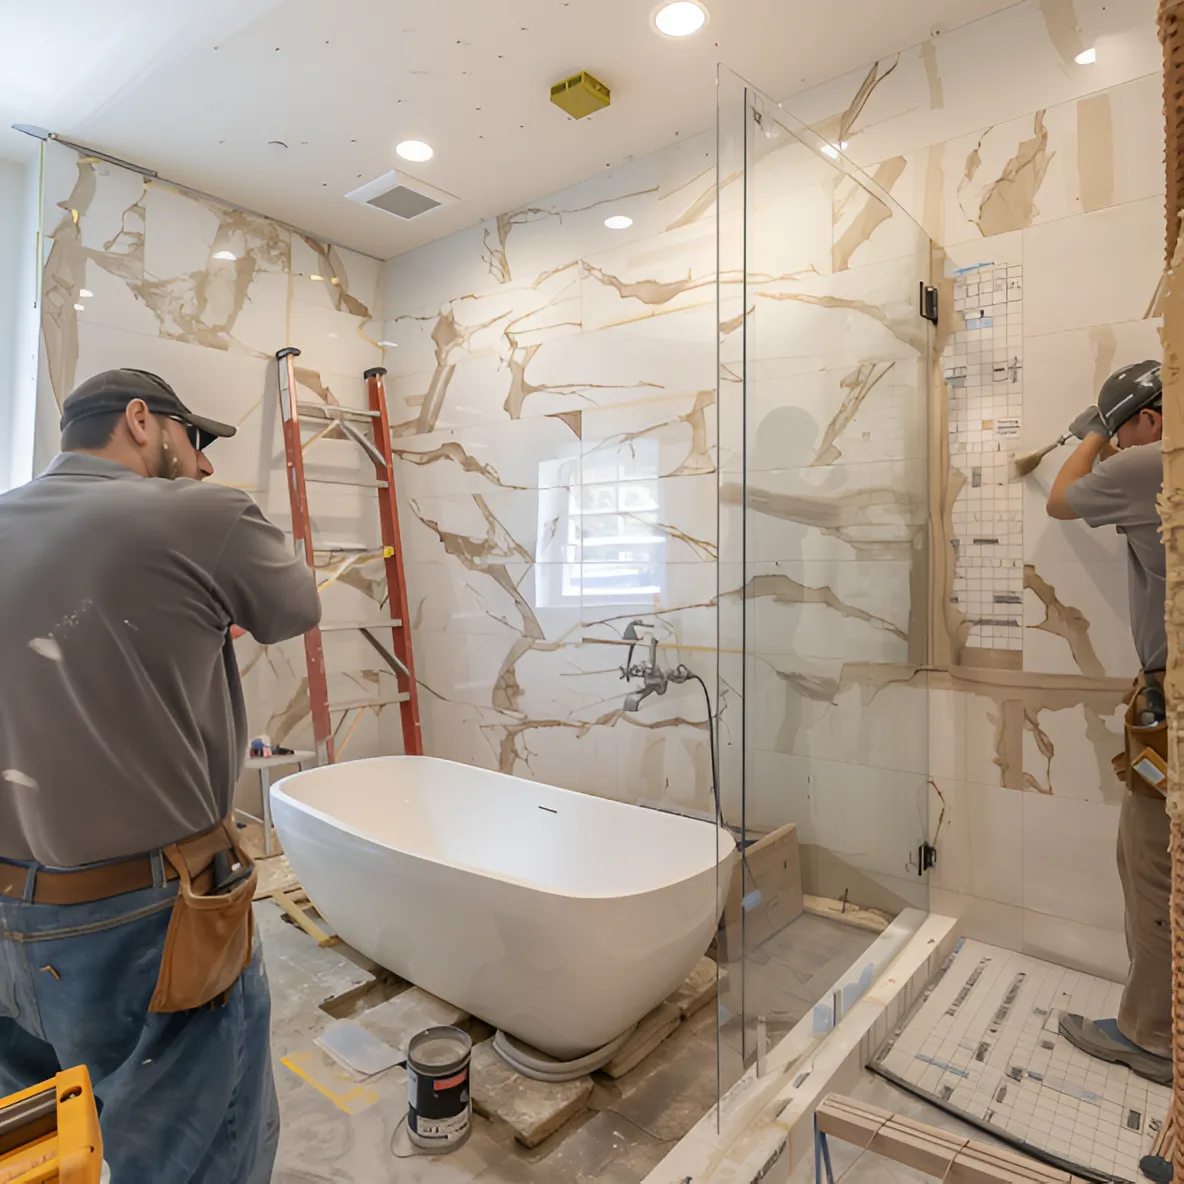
[
  {"x1": 254, "y1": 854, "x2": 300, "y2": 900},
  {"x1": 816, "y1": 1095, "x2": 1089, "y2": 1184},
  {"x1": 804, "y1": 894, "x2": 893, "y2": 934}
]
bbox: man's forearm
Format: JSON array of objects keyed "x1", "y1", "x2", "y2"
[{"x1": 1046, "y1": 435, "x2": 1108, "y2": 520}]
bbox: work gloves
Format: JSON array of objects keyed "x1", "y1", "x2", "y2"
[{"x1": 1068, "y1": 405, "x2": 1108, "y2": 440}]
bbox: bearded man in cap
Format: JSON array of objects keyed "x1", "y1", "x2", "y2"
[{"x1": 0, "y1": 369, "x2": 321, "y2": 1181}]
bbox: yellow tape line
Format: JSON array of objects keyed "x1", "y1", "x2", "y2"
[{"x1": 281, "y1": 1050, "x2": 380, "y2": 1115}]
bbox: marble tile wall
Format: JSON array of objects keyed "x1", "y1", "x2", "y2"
[
  {"x1": 379, "y1": 135, "x2": 722, "y2": 816},
  {"x1": 776, "y1": 0, "x2": 1163, "y2": 977},
  {"x1": 378, "y1": 0, "x2": 1165, "y2": 965},
  {"x1": 33, "y1": 141, "x2": 405, "y2": 791}
]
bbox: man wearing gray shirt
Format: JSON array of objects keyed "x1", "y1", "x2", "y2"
[
  {"x1": 1045, "y1": 359, "x2": 1170, "y2": 1084},
  {"x1": 0, "y1": 369, "x2": 321, "y2": 1181}
]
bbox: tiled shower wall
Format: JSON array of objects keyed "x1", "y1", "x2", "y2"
[
  {"x1": 383, "y1": 0, "x2": 1165, "y2": 978},
  {"x1": 780, "y1": 0, "x2": 1163, "y2": 977},
  {"x1": 380, "y1": 141, "x2": 720, "y2": 813},
  {"x1": 33, "y1": 141, "x2": 405, "y2": 786}
]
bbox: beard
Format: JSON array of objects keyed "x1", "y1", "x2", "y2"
[{"x1": 151, "y1": 435, "x2": 181, "y2": 480}]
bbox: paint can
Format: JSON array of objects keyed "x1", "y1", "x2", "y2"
[{"x1": 406, "y1": 1026, "x2": 472, "y2": 1152}]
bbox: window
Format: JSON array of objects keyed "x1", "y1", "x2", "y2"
[{"x1": 536, "y1": 440, "x2": 666, "y2": 607}]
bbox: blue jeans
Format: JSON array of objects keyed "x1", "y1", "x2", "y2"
[{"x1": 0, "y1": 860, "x2": 278, "y2": 1183}]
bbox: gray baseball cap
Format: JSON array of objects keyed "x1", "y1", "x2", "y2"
[{"x1": 60, "y1": 369, "x2": 236, "y2": 451}]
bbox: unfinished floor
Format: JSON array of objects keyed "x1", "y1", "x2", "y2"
[
  {"x1": 261, "y1": 902, "x2": 880, "y2": 1182},
  {"x1": 719, "y1": 913, "x2": 882, "y2": 1066}
]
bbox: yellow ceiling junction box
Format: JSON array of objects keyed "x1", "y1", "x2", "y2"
[{"x1": 550, "y1": 71, "x2": 611, "y2": 119}]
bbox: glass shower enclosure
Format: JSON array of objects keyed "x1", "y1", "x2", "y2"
[{"x1": 714, "y1": 67, "x2": 934, "y2": 1098}]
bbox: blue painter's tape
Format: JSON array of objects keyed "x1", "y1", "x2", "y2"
[
  {"x1": 742, "y1": 889, "x2": 762, "y2": 911},
  {"x1": 953, "y1": 262, "x2": 995, "y2": 274},
  {"x1": 813, "y1": 1003, "x2": 834, "y2": 1035}
]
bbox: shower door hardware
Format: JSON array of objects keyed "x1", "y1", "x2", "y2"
[
  {"x1": 917, "y1": 841, "x2": 938, "y2": 875},
  {"x1": 919, "y1": 282, "x2": 939, "y2": 325}
]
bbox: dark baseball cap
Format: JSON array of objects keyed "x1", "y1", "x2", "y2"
[{"x1": 59, "y1": 369, "x2": 236, "y2": 451}]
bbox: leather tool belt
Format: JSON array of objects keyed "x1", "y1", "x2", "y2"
[
  {"x1": 149, "y1": 817, "x2": 258, "y2": 1012},
  {"x1": 0, "y1": 852, "x2": 180, "y2": 905},
  {"x1": 0, "y1": 818, "x2": 257, "y2": 1012},
  {"x1": 1114, "y1": 669, "x2": 1168, "y2": 799}
]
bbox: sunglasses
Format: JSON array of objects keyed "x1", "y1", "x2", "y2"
[{"x1": 162, "y1": 414, "x2": 213, "y2": 452}]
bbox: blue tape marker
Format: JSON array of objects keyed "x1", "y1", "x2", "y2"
[{"x1": 742, "y1": 889, "x2": 762, "y2": 911}]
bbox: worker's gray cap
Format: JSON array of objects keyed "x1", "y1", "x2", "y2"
[
  {"x1": 60, "y1": 369, "x2": 236, "y2": 451},
  {"x1": 1097, "y1": 359, "x2": 1162, "y2": 434}
]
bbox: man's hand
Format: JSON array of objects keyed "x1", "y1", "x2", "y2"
[
  {"x1": 1068, "y1": 405, "x2": 1108, "y2": 441},
  {"x1": 1047, "y1": 435, "x2": 1110, "y2": 520}
]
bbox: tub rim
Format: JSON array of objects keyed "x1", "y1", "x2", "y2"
[{"x1": 271, "y1": 758, "x2": 736, "y2": 904}]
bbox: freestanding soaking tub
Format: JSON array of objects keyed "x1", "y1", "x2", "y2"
[{"x1": 270, "y1": 755, "x2": 735, "y2": 1058}]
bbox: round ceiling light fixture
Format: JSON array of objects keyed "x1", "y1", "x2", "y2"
[
  {"x1": 396, "y1": 139, "x2": 434, "y2": 163},
  {"x1": 654, "y1": 1, "x2": 708, "y2": 38},
  {"x1": 213, "y1": 250, "x2": 237, "y2": 261},
  {"x1": 1075, "y1": 46, "x2": 1097, "y2": 64},
  {"x1": 605, "y1": 215, "x2": 633, "y2": 230}
]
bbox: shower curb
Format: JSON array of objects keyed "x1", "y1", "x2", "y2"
[{"x1": 642, "y1": 910, "x2": 959, "y2": 1183}]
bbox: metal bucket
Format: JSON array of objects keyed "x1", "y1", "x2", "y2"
[{"x1": 406, "y1": 1026, "x2": 472, "y2": 1152}]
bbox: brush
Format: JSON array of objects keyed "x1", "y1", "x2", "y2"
[{"x1": 1012, "y1": 431, "x2": 1071, "y2": 478}]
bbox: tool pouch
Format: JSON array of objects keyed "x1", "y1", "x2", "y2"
[
  {"x1": 1113, "y1": 671, "x2": 1167, "y2": 798},
  {"x1": 149, "y1": 819, "x2": 257, "y2": 1013}
]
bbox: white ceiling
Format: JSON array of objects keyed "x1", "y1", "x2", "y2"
[{"x1": 0, "y1": 0, "x2": 1022, "y2": 259}]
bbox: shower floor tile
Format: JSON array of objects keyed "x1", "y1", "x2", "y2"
[{"x1": 870, "y1": 939, "x2": 1170, "y2": 1184}]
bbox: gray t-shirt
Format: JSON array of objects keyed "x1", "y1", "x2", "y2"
[
  {"x1": 0, "y1": 453, "x2": 321, "y2": 867},
  {"x1": 1065, "y1": 441, "x2": 1166, "y2": 671}
]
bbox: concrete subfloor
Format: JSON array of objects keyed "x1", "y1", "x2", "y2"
[
  {"x1": 261, "y1": 902, "x2": 880, "y2": 1182},
  {"x1": 719, "y1": 913, "x2": 880, "y2": 1067}
]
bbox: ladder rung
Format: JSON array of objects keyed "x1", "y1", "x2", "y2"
[
  {"x1": 307, "y1": 538, "x2": 372, "y2": 553},
  {"x1": 305, "y1": 475, "x2": 390, "y2": 489},
  {"x1": 330, "y1": 693, "x2": 412, "y2": 711},
  {"x1": 296, "y1": 402, "x2": 380, "y2": 422},
  {"x1": 319, "y1": 620, "x2": 403, "y2": 632}
]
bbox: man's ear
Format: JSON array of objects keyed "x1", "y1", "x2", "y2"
[{"x1": 124, "y1": 398, "x2": 152, "y2": 446}]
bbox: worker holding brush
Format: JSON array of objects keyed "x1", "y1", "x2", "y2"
[
  {"x1": 1044, "y1": 359, "x2": 1170, "y2": 1086},
  {"x1": 0, "y1": 369, "x2": 321, "y2": 1181}
]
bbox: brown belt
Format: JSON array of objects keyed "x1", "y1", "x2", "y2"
[{"x1": 0, "y1": 825, "x2": 234, "y2": 906}]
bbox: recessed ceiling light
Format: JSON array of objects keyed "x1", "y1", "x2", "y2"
[
  {"x1": 396, "y1": 140, "x2": 434, "y2": 162},
  {"x1": 310, "y1": 274, "x2": 324, "y2": 282},
  {"x1": 73, "y1": 303, "x2": 84, "y2": 312},
  {"x1": 79, "y1": 288, "x2": 93, "y2": 298},
  {"x1": 213, "y1": 249, "x2": 237, "y2": 261},
  {"x1": 820, "y1": 140, "x2": 849, "y2": 160},
  {"x1": 378, "y1": 340, "x2": 399, "y2": 348},
  {"x1": 1075, "y1": 46, "x2": 1097, "y2": 64},
  {"x1": 605, "y1": 215, "x2": 633, "y2": 230},
  {"x1": 654, "y1": 1, "x2": 708, "y2": 38}
]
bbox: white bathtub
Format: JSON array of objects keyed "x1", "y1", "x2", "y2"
[{"x1": 270, "y1": 755, "x2": 735, "y2": 1058}]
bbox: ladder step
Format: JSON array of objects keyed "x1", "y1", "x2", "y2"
[
  {"x1": 330, "y1": 693, "x2": 412, "y2": 711},
  {"x1": 319, "y1": 620, "x2": 403, "y2": 632},
  {"x1": 305, "y1": 475, "x2": 390, "y2": 489},
  {"x1": 297, "y1": 536, "x2": 372, "y2": 553},
  {"x1": 296, "y1": 402, "x2": 381, "y2": 422}
]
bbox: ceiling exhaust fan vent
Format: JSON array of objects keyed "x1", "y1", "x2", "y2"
[{"x1": 345, "y1": 170, "x2": 456, "y2": 220}]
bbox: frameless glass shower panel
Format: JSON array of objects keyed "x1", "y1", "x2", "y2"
[{"x1": 716, "y1": 67, "x2": 934, "y2": 1098}]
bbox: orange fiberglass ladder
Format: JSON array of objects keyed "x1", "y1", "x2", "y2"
[{"x1": 274, "y1": 346, "x2": 422, "y2": 765}]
